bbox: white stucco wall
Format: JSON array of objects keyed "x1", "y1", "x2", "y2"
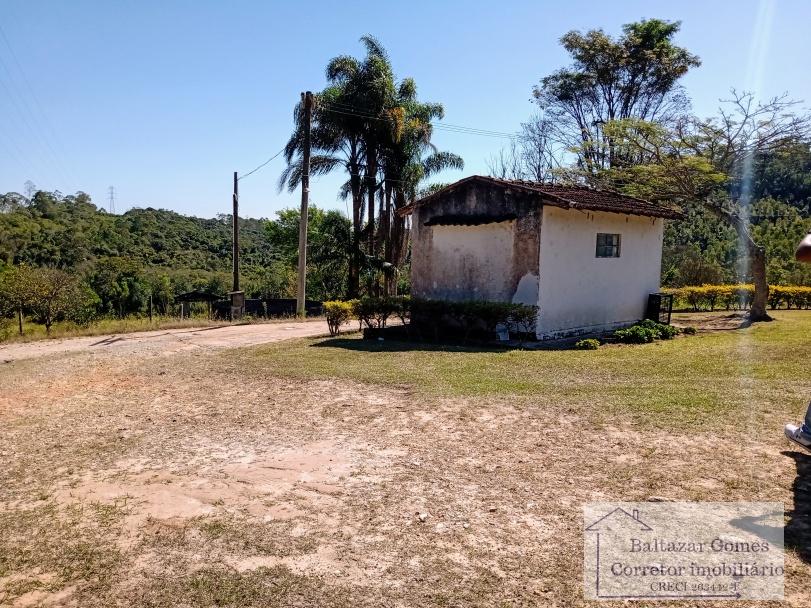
[
  {"x1": 536, "y1": 206, "x2": 664, "y2": 338},
  {"x1": 424, "y1": 221, "x2": 516, "y2": 301}
]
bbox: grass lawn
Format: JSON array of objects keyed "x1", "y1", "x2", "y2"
[
  {"x1": 0, "y1": 311, "x2": 809, "y2": 606},
  {"x1": 245, "y1": 311, "x2": 811, "y2": 430}
]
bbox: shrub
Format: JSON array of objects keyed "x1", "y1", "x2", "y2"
[
  {"x1": 393, "y1": 295, "x2": 411, "y2": 325},
  {"x1": 575, "y1": 338, "x2": 600, "y2": 350},
  {"x1": 657, "y1": 323, "x2": 680, "y2": 339},
  {"x1": 613, "y1": 325, "x2": 659, "y2": 344},
  {"x1": 614, "y1": 319, "x2": 681, "y2": 344},
  {"x1": 508, "y1": 304, "x2": 539, "y2": 338},
  {"x1": 682, "y1": 326, "x2": 697, "y2": 335},
  {"x1": 324, "y1": 300, "x2": 353, "y2": 336},
  {"x1": 411, "y1": 299, "x2": 537, "y2": 342},
  {"x1": 663, "y1": 284, "x2": 811, "y2": 312}
]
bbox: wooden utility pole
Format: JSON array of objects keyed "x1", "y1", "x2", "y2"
[
  {"x1": 232, "y1": 170, "x2": 239, "y2": 292},
  {"x1": 296, "y1": 91, "x2": 313, "y2": 318}
]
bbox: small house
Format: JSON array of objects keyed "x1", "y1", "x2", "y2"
[{"x1": 401, "y1": 175, "x2": 681, "y2": 339}]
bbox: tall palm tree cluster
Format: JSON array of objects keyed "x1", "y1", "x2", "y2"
[{"x1": 279, "y1": 36, "x2": 464, "y2": 297}]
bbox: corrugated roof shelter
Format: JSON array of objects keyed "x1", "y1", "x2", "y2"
[{"x1": 403, "y1": 175, "x2": 681, "y2": 339}]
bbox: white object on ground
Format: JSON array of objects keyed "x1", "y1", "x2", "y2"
[{"x1": 784, "y1": 423, "x2": 811, "y2": 452}]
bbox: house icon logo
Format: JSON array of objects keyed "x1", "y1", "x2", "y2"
[{"x1": 585, "y1": 507, "x2": 652, "y2": 533}]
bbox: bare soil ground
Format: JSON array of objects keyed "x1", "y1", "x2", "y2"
[
  {"x1": 1, "y1": 314, "x2": 809, "y2": 607},
  {"x1": 0, "y1": 319, "x2": 330, "y2": 363}
]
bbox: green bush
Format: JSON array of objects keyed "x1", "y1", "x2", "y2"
[
  {"x1": 614, "y1": 319, "x2": 680, "y2": 344},
  {"x1": 663, "y1": 284, "x2": 811, "y2": 311},
  {"x1": 657, "y1": 324, "x2": 680, "y2": 339},
  {"x1": 614, "y1": 325, "x2": 659, "y2": 344},
  {"x1": 323, "y1": 300, "x2": 353, "y2": 336},
  {"x1": 351, "y1": 296, "x2": 412, "y2": 329},
  {"x1": 575, "y1": 338, "x2": 600, "y2": 350},
  {"x1": 411, "y1": 299, "x2": 537, "y2": 342}
]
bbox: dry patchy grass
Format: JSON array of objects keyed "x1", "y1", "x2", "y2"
[{"x1": 0, "y1": 311, "x2": 809, "y2": 607}]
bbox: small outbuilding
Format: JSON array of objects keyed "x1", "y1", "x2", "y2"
[{"x1": 401, "y1": 175, "x2": 682, "y2": 339}]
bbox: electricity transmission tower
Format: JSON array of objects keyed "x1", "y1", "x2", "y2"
[{"x1": 107, "y1": 186, "x2": 116, "y2": 214}]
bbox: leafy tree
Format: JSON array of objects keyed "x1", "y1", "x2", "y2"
[
  {"x1": 533, "y1": 19, "x2": 700, "y2": 173},
  {"x1": 595, "y1": 93, "x2": 811, "y2": 320},
  {"x1": 0, "y1": 265, "x2": 33, "y2": 335},
  {"x1": 264, "y1": 206, "x2": 352, "y2": 300},
  {"x1": 23, "y1": 267, "x2": 95, "y2": 334},
  {"x1": 90, "y1": 257, "x2": 149, "y2": 318}
]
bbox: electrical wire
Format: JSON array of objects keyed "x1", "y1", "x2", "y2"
[
  {"x1": 238, "y1": 99, "x2": 520, "y2": 183},
  {"x1": 238, "y1": 146, "x2": 287, "y2": 180},
  {"x1": 317, "y1": 101, "x2": 519, "y2": 139}
]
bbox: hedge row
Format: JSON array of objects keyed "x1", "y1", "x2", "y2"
[
  {"x1": 663, "y1": 284, "x2": 811, "y2": 311},
  {"x1": 323, "y1": 296, "x2": 410, "y2": 335},
  {"x1": 323, "y1": 296, "x2": 538, "y2": 341}
]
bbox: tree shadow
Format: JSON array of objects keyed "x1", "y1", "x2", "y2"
[{"x1": 783, "y1": 450, "x2": 811, "y2": 564}]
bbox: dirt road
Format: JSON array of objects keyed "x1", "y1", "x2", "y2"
[{"x1": 0, "y1": 319, "x2": 331, "y2": 362}]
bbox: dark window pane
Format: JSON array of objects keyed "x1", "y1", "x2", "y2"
[{"x1": 596, "y1": 233, "x2": 621, "y2": 257}]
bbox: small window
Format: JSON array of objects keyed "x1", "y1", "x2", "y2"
[{"x1": 596, "y1": 233, "x2": 621, "y2": 258}]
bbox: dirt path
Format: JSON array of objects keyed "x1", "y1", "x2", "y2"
[{"x1": 0, "y1": 319, "x2": 331, "y2": 362}]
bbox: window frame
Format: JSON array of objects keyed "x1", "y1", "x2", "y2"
[{"x1": 595, "y1": 233, "x2": 621, "y2": 258}]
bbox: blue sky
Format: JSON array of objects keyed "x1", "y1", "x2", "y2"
[{"x1": 0, "y1": 0, "x2": 807, "y2": 219}]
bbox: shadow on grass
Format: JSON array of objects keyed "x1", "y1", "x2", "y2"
[
  {"x1": 310, "y1": 333, "x2": 590, "y2": 353},
  {"x1": 310, "y1": 337, "x2": 510, "y2": 353},
  {"x1": 783, "y1": 450, "x2": 811, "y2": 564}
]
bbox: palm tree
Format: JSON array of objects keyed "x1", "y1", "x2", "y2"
[
  {"x1": 279, "y1": 35, "x2": 463, "y2": 297},
  {"x1": 379, "y1": 81, "x2": 463, "y2": 293}
]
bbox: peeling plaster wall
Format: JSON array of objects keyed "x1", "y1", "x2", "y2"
[
  {"x1": 410, "y1": 182, "x2": 541, "y2": 303},
  {"x1": 536, "y1": 206, "x2": 664, "y2": 338}
]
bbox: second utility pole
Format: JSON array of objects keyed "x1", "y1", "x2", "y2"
[
  {"x1": 232, "y1": 171, "x2": 240, "y2": 292},
  {"x1": 296, "y1": 91, "x2": 313, "y2": 318}
]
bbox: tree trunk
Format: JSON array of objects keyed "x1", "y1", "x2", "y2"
[
  {"x1": 348, "y1": 160, "x2": 362, "y2": 298},
  {"x1": 718, "y1": 207, "x2": 771, "y2": 322},
  {"x1": 748, "y1": 243, "x2": 771, "y2": 321},
  {"x1": 17, "y1": 307, "x2": 23, "y2": 335},
  {"x1": 365, "y1": 145, "x2": 378, "y2": 296},
  {"x1": 383, "y1": 182, "x2": 393, "y2": 295}
]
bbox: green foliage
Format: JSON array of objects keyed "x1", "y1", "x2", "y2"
[
  {"x1": 662, "y1": 199, "x2": 811, "y2": 287},
  {"x1": 614, "y1": 319, "x2": 679, "y2": 344},
  {"x1": 351, "y1": 296, "x2": 411, "y2": 329},
  {"x1": 664, "y1": 284, "x2": 811, "y2": 311},
  {"x1": 264, "y1": 206, "x2": 352, "y2": 301},
  {"x1": 323, "y1": 301, "x2": 354, "y2": 336},
  {"x1": 3, "y1": 266, "x2": 98, "y2": 334},
  {"x1": 279, "y1": 36, "x2": 463, "y2": 297},
  {"x1": 412, "y1": 299, "x2": 537, "y2": 341},
  {"x1": 533, "y1": 19, "x2": 700, "y2": 174},
  {"x1": 613, "y1": 325, "x2": 659, "y2": 344},
  {"x1": 575, "y1": 338, "x2": 600, "y2": 350}
]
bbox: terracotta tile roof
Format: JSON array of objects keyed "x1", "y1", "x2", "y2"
[{"x1": 400, "y1": 175, "x2": 683, "y2": 220}]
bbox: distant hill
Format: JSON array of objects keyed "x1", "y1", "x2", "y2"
[{"x1": 0, "y1": 191, "x2": 273, "y2": 273}]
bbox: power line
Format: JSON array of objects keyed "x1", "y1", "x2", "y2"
[
  {"x1": 238, "y1": 145, "x2": 287, "y2": 180},
  {"x1": 0, "y1": 34, "x2": 73, "y2": 189},
  {"x1": 0, "y1": 22, "x2": 78, "y2": 188},
  {"x1": 318, "y1": 101, "x2": 519, "y2": 139},
  {"x1": 320, "y1": 104, "x2": 519, "y2": 139}
]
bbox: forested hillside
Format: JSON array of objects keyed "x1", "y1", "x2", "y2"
[
  {"x1": 0, "y1": 190, "x2": 273, "y2": 272},
  {"x1": 0, "y1": 190, "x2": 279, "y2": 317}
]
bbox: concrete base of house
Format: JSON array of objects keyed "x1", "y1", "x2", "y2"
[{"x1": 535, "y1": 319, "x2": 638, "y2": 341}]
